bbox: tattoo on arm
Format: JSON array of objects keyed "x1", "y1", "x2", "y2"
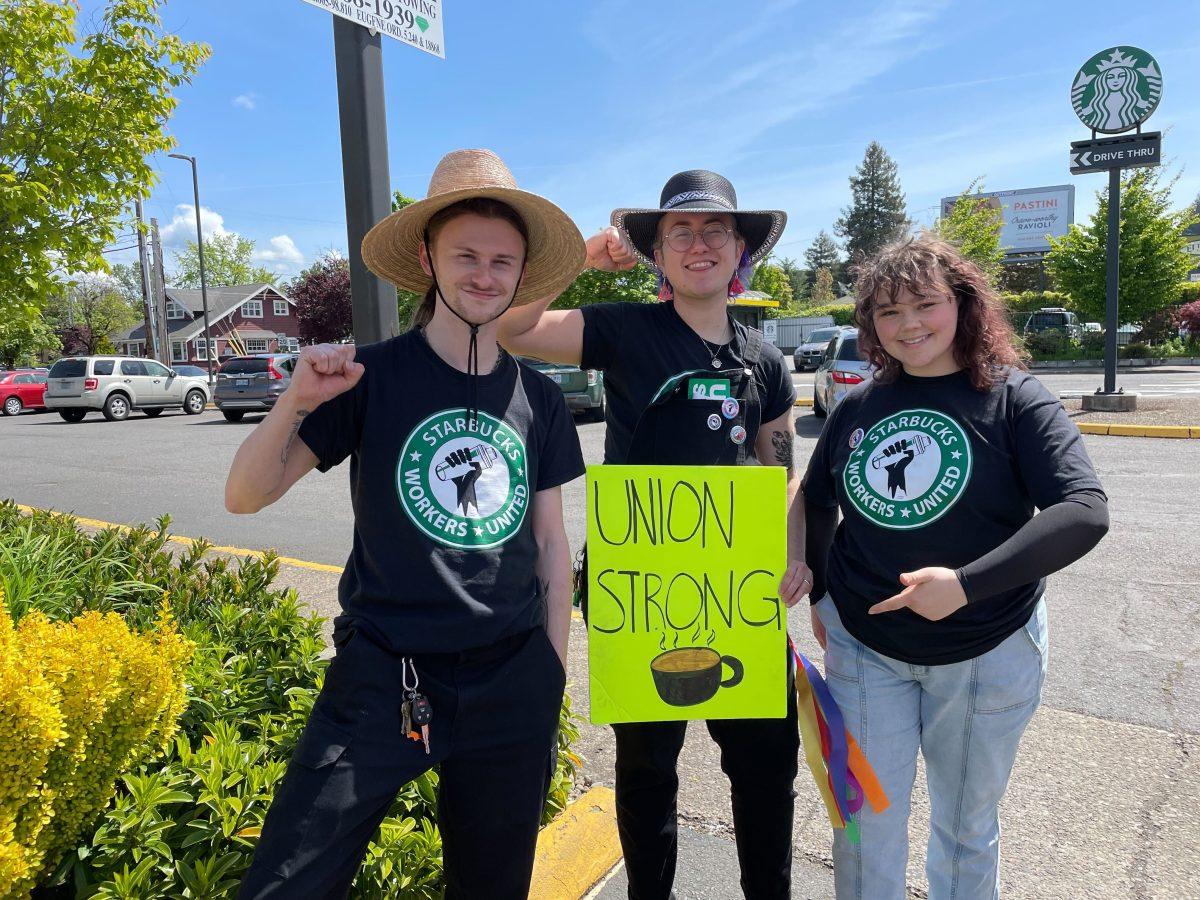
[
  {"x1": 279, "y1": 409, "x2": 310, "y2": 467},
  {"x1": 770, "y1": 429, "x2": 794, "y2": 471}
]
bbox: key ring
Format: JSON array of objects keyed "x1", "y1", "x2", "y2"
[{"x1": 401, "y1": 657, "x2": 419, "y2": 693}]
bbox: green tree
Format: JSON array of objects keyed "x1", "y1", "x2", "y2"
[
  {"x1": 392, "y1": 191, "x2": 421, "y2": 321},
  {"x1": 810, "y1": 267, "x2": 836, "y2": 305},
  {"x1": 1046, "y1": 168, "x2": 1195, "y2": 325},
  {"x1": 750, "y1": 257, "x2": 795, "y2": 310},
  {"x1": 393, "y1": 190, "x2": 417, "y2": 212},
  {"x1": 776, "y1": 257, "x2": 808, "y2": 304},
  {"x1": 0, "y1": 0, "x2": 208, "y2": 326},
  {"x1": 46, "y1": 275, "x2": 140, "y2": 355},
  {"x1": 835, "y1": 142, "x2": 910, "y2": 263},
  {"x1": 804, "y1": 230, "x2": 842, "y2": 283},
  {"x1": 553, "y1": 265, "x2": 658, "y2": 309},
  {"x1": 934, "y1": 178, "x2": 1005, "y2": 283},
  {"x1": 171, "y1": 233, "x2": 277, "y2": 288},
  {"x1": 0, "y1": 315, "x2": 59, "y2": 368}
]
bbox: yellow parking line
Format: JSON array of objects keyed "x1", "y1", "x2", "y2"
[
  {"x1": 1076, "y1": 423, "x2": 1199, "y2": 439},
  {"x1": 794, "y1": 397, "x2": 814, "y2": 407},
  {"x1": 530, "y1": 786, "x2": 621, "y2": 900}
]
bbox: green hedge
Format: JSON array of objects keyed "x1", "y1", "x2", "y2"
[
  {"x1": 795, "y1": 304, "x2": 856, "y2": 326},
  {"x1": 0, "y1": 503, "x2": 580, "y2": 898}
]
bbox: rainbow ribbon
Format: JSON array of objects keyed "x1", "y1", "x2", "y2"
[{"x1": 789, "y1": 637, "x2": 889, "y2": 842}]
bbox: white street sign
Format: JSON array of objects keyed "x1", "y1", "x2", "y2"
[{"x1": 300, "y1": 0, "x2": 444, "y2": 59}]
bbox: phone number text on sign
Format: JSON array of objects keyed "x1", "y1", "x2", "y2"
[{"x1": 299, "y1": 0, "x2": 445, "y2": 59}]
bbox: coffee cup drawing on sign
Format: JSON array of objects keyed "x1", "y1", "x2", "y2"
[{"x1": 650, "y1": 646, "x2": 744, "y2": 707}]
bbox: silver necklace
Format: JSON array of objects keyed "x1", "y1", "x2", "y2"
[{"x1": 696, "y1": 330, "x2": 730, "y2": 369}]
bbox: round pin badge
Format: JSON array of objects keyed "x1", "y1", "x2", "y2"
[
  {"x1": 849, "y1": 427, "x2": 865, "y2": 449},
  {"x1": 730, "y1": 425, "x2": 747, "y2": 445},
  {"x1": 721, "y1": 398, "x2": 740, "y2": 419},
  {"x1": 707, "y1": 413, "x2": 722, "y2": 431}
]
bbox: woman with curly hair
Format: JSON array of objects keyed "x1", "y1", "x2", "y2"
[{"x1": 801, "y1": 234, "x2": 1110, "y2": 899}]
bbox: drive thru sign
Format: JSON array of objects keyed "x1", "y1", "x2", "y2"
[{"x1": 299, "y1": 0, "x2": 445, "y2": 58}]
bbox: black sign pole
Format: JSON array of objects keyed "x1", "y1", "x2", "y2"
[
  {"x1": 333, "y1": 17, "x2": 399, "y2": 346},
  {"x1": 1103, "y1": 167, "x2": 1120, "y2": 394}
]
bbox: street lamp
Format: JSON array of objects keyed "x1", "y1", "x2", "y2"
[{"x1": 168, "y1": 153, "x2": 214, "y2": 385}]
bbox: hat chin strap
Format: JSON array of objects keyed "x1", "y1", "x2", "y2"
[{"x1": 423, "y1": 236, "x2": 527, "y2": 426}]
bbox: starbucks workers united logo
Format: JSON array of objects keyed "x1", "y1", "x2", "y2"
[
  {"x1": 397, "y1": 409, "x2": 530, "y2": 550},
  {"x1": 1071, "y1": 46, "x2": 1162, "y2": 134},
  {"x1": 842, "y1": 409, "x2": 972, "y2": 531}
]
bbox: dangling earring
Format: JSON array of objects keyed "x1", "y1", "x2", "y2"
[
  {"x1": 728, "y1": 248, "x2": 751, "y2": 297},
  {"x1": 657, "y1": 272, "x2": 674, "y2": 301}
]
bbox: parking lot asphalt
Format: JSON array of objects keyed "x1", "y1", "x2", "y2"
[{"x1": 4, "y1": 367, "x2": 1198, "y2": 898}]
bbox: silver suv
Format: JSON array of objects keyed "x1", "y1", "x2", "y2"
[{"x1": 44, "y1": 356, "x2": 211, "y2": 422}]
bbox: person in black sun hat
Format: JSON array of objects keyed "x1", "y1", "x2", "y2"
[
  {"x1": 226, "y1": 148, "x2": 587, "y2": 899},
  {"x1": 499, "y1": 169, "x2": 811, "y2": 900}
]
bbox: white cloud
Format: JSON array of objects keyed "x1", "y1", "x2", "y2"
[
  {"x1": 158, "y1": 204, "x2": 230, "y2": 246},
  {"x1": 254, "y1": 235, "x2": 304, "y2": 265},
  {"x1": 233, "y1": 93, "x2": 258, "y2": 111}
]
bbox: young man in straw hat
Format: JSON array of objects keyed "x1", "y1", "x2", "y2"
[
  {"x1": 499, "y1": 170, "x2": 811, "y2": 899},
  {"x1": 226, "y1": 148, "x2": 587, "y2": 899}
]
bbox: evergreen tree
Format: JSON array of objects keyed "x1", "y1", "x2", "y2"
[{"x1": 835, "y1": 142, "x2": 910, "y2": 262}]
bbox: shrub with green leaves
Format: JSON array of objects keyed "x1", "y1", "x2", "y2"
[{"x1": 0, "y1": 502, "x2": 581, "y2": 897}]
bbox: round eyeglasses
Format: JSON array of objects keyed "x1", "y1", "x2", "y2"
[{"x1": 659, "y1": 224, "x2": 737, "y2": 253}]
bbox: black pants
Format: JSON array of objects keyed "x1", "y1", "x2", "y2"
[
  {"x1": 612, "y1": 654, "x2": 800, "y2": 900},
  {"x1": 238, "y1": 625, "x2": 566, "y2": 900}
]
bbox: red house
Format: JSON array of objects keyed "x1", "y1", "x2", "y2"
[{"x1": 117, "y1": 284, "x2": 300, "y2": 366}]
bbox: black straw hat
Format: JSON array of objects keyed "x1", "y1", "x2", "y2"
[{"x1": 611, "y1": 170, "x2": 786, "y2": 268}]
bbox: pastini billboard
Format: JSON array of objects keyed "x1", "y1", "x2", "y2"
[{"x1": 941, "y1": 185, "x2": 1075, "y2": 256}]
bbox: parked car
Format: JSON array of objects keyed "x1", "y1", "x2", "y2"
[
  {"x1": 173, "y1": 364, "x2": 210, "y2": 378},
  {"x1": 0, "y1": 370, "x2": 48, "y2": 416},
  {"x1": 812, "y1": 328, "x2": 871, "y2": 418},
  {"x1": 792, "y1": 325, "x2": 843, "y2": 372},
  {"x1": 213, "y1": 354, "x2": 298, "y2": 422},
  {"x1": 43, "y1": 356, "x2": 210, "y2": 422},
  {"x1": 1024, "y1": 307, "x2": 1082, "y2": 342},
  {"x1": 519, "y1": 357, "x2": 605, "y2": 422}
]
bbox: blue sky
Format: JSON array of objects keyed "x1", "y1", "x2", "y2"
[{"x1": 95, "y1": 0, "x2": 1200, "y2": 281}]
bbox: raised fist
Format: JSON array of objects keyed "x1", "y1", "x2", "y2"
[{"x1": 290, "y1": 344, "x2": 364, "y2": 409}]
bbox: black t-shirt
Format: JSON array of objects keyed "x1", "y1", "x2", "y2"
[
  {"x1": 299, "y1": 330, "x2": 585, "y2": 654},
  {"x1": 802, "y1": 368, "x2": 1104, "y2": 665},
  {"x1": 580, "y1": 301, "x2": 796, "y2": 463}
]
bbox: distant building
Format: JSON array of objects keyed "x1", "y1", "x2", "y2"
[
  {"x1": 1185, "y1": 222, "x2": 1200, "y2": 282},
  {"x1": 115, "y1": 284, "x2": 300, "y2": 365}
]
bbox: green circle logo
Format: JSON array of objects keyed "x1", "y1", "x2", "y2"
[
  {"x1": 842, "y1": 409, "x2": 972, "y2": 531},
  {"x1": 396, "y1": 409, "x2": 530, "y2": 550},
  {"x1": 1071, "y1": 46, "x2": 1162, "y2": 134}
]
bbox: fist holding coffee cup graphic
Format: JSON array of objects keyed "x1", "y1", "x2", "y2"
[{"x1": 650, "y1": 646, "x2": 745, "y2": 707}]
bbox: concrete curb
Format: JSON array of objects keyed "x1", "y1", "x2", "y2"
[
  {"x1": 530, "y1": 787, "x2": 621, "y2": 900},
  {"x1": 1030, "y1": 357, "x2": 1200, "y2": 370},
  {"x1": 1076, "y1": 423, "x2": 1200, "y2": 439}
]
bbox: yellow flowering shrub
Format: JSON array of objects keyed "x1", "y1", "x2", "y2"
[{"x1": 0, "y1": 592, "x2": 191, "y2": 899}]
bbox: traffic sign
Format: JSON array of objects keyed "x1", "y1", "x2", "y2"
[
  {"x1": 300, "y1": 0, "x2": 445, "y2": 58},
  {"x1": 1069, "y1": 132, "x2": 1160, "y2": 175}
]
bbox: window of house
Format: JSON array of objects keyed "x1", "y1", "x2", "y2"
[
  {"x1": 246, "y1": 338, "x2": 269, "y2": 353},
  {"x1": 280, "y1": 337, "x2": 300, "y2": 352},
  {"x1": 241, "y1": 299, "x2": 263, "y2": 318},
  {"x1": 167, "y1": 302, "x2": 185, "y2": 319},
  {"x1": 273, "y1": 299, "x2": 289, "y2": 316},
  {"x1": 171, "y1": 341, "x2": 186, "y2": 362},
  {"x1": 195, "y1": 338, "x2": 217, "y2": 360}
]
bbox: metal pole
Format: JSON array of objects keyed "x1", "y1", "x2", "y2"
[
  {"x1": 170, "y1": 154, "x2": 215, "y2": 385},
  {"x1": 150, "y1": 218, "x2": 169, "y2": 363},
  {"x1": 1103, "y1": 167, "x2": 1120, "y2": 394},
  {"x1": 134, "y1": 200, "x2": 157, "y2": 360},
  {"x1": 333, "y1": 15, "x2": 398, "y2": 345}
]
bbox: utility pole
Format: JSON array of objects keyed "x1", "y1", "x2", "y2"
[
  {"x1": 150, "y1": 218, "x2": 171, "y2": 364},
  {"x1": 333, "y1": 17, "x2": 398, "y2": 344},
  {"x1": 169, "y1": 154, "x2": 215, "y2": 384},
  {"x1": 135, "y1": 200, "x2": 158, "y2": 361}
]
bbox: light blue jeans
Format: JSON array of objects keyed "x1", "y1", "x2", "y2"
[{"x1": 814, "y1": 594, "x2": 1048, "y2": 900}]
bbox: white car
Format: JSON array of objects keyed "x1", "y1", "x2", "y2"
[
  {"x1": 812, "y1": 328, "x2": 872, "y2": 417},
  {"x1": 44, "y1": 356, "x2": 211, "y2": 422}
]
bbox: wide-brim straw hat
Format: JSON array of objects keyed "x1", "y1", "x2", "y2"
[
  {"x1": 362, "y1": 149, "x2": 585, "y2": 306},
  {"x1": 612, "y1": 169, "x2": 786, "y2": 268}
]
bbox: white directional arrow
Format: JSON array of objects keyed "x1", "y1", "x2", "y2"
[{"x1": 1071, "y1": 151, "x2": 1093, "y2": 168}]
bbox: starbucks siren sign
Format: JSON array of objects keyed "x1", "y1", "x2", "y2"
[{"x1": 1071, "y1": 46, "x2": 1161, "y2": 134}]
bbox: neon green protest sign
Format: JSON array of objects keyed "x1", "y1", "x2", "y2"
[{"x1": 586, "y1": 465, "x2": 788, "y2": 725}]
